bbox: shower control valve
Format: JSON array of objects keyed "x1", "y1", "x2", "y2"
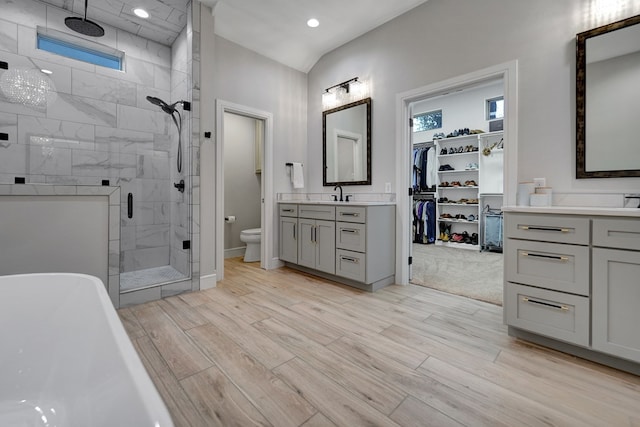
[{"x1": 174, "y1": 179, "x2": 185, "y2": 193}]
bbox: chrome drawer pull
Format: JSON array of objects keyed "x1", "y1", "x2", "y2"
[
  {"x1": 520, "y1": 252, "x2": 569, "y2": 261},
  {"x1": 282, "y1": 209, "x2": 294, "y2": 212},
  {"x1": 341, "y1": 229, "x2": 359, "y2": 234},
  {"x1": 519, "y1": 225, "x2": 571, "y2": 233},
  {"x1": 340, "y1": 212, "x2": 359, "y2": 217},
  {"x1": 341, "y1": 256, "x2": 359, "y2": 263},
  {"x1": 522, "y1": 297, "x2": 569, "y2": 311}
]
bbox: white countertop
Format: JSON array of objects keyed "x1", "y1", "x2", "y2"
[
  {"x1": 503, "y1": 205, "x2": 640, "y2": 217},
  {"x1": 277, "y1": 200, "x2": 395, "y2": 206}
]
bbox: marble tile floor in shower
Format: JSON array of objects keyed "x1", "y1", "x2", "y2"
[{"x1": 120, "y1": 266, "x2": 188, "y2": 291}]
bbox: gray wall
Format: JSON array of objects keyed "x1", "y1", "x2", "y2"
[
  {"x1": 307, "y1": 0, "x2": 640, "y2": 194},
  {"x1": 199, "y1": 22, "x2": 308, "y2": 278}
]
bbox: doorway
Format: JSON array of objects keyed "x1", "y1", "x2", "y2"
[
  {"x1": 215, "y1": 100, "x2": 274, "y2": 281},
  {"x1": 223, "y1": 112, "x2": 263, "y2": 259},
  {"x1": 395, "y1": 61, "x2": 519, "y2": 302},
  {"x1": 409, "y1": 80, "x2": 505, "y2": 305}
]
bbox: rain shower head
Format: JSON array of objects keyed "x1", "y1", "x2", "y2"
[{"x1": 65, "y1": 0, "x2": 104, "y2": 37}]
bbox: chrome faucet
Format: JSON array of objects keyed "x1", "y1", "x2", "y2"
[{"x1": 334, "y1": 185, "x2": 343, "y2": 202}]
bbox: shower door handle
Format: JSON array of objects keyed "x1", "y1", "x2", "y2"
[{"x1": 127, "y1": 193, "x2": 133, "y2": 219}]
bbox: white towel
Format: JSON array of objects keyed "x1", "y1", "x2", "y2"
[{"x1": 291, "y1": 162, "x2": 304, "y2": 189}]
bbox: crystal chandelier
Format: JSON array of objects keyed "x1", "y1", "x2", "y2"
[{"x1": 0, "y1": 67, "x2": 56, "y2": 108}]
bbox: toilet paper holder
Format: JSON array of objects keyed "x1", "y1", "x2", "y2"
[{"x1": 225, "y1": 216, "x2": 236, "y2": 223}]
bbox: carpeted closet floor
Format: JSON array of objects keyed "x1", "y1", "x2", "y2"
[{"x1": 410, "y1": 244, "x2": 503, "y2": 305}]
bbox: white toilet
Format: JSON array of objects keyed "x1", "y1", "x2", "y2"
[{"x1": 240, "y1": 228, "x2": 261, "y2": 262}]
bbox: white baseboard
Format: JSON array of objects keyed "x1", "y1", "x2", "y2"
[
  {"x1": 200, "y1": 273, "x2": 217, "y2": 290},
  {"x1": 225, "y1": 247, "x2": 246, "y2": 258}
]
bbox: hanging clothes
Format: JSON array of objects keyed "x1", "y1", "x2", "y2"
[
  {"x1": 412, "y1": 145, "x2": 436, "y2": 193},
  {"x1": 412, "y1": 199, "x2": 436, "y2": 244}
]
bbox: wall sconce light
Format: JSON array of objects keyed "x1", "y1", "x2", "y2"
[{"x1": 322, "y1": 77, "x2": 369, "y2": 110}]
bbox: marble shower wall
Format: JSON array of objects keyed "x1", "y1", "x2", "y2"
[{"x1": 0, "y1": 0, "x2": 191, "y2": 276}]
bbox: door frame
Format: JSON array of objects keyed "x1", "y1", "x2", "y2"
[
  {"x1": 216, "y1": 99, "x2": 274, "y2": 280},
  {"x1": 395, "y1": 60, "x2": 519, "y2": 285}
]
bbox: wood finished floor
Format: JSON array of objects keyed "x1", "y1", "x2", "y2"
[{"x1": 118, "y1": 257, "x2": 640, "y2": 427}]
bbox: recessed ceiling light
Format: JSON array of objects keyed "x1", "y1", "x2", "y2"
[
  {"x1": 307, "y1": 18, "x2": 319, "y2": 28},
  {"x1": 40, "y1": 69, "x2": 53, "y2": 75},
  {"x1": 133, "y1": 8, "x2": 149, "y2": 19}
]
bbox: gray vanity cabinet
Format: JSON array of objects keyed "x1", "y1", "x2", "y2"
[
  {"x1": 298, "y1": 218, "x2": 336, "y2": 274},
  {"x1": 505, "y1": 210, "x2": 640, "y2": 372},
  {"x1": 279, "y1": 204, "x2": 298, "y2": 263},
  {"x1": 504, "y1": 213, "x2": 590, "y2": 347},
  {"x1": 278, "y1": 202, "x2": 395, "y2": 291},
  {"x1": 592, "y1": 219, "x2": 640, "y2": 363},
  {"x1": 295, "y1": 204, "x2": 336, "y2": 275}
]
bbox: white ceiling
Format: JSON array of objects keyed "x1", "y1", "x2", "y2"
[{"x1": 38, "y1": 0, "x2": 429, "y2": 72}]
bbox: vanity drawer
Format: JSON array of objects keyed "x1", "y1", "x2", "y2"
[
  {"x1": 505, "y1": 239, "x2": 589, "y2": 296},
  {"x1": 505, "y1": 282, "x2": 589, "y2": 347},
  {"x1": 593, "y1": 218, "x2": 640, "y2": 251},
  {"x1": 505, "y1": 213, "x2": 589, "y2": 245},
  {"x1": 298, "y1": 205, "x2": 335, "y2": 220},
  {"x1": 336, "y1": 206, "x2": 366, "y2": 223},
  {"x1": 279, "y1": 204, "x2": 298, "y2": 217},
  {"x1": 336, "y1": 249, "x2": 366, "y2": 282},
  {"x1": 336, "y1": 222, "x2": 366, "y2": 252}
]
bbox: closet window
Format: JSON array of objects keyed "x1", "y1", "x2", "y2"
[
  {"x1": 413, "y1": 110, "x2": 442, "y2": 132},
  {"x1": 486, "y1": 96, "x2": 504, "y2": 120}
]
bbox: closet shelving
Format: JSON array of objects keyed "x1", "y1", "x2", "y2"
[
  {"x1": 435, "y1": 134, "x2": 482, "y2": 250},
  {"x1": 413, "y1": 130, "x2": 504, "y2": 250}
]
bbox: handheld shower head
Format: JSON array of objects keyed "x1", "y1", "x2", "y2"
[{"x1": 145, "y1": 96, "x2": 175, "y2": 114}]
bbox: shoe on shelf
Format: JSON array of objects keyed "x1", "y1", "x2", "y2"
[
  {"x1": 467, "y1": 214, "x2": 476, "y2": 222},
  {"x1": 451, "y1": 181, "x2": 461, "y2": 186},
  {"x1": 451, "y1": 233, "x2": 465, "y2": 243},
  {"x1": 439, "y1": 164, "x2": 455, "y2": 171},
  {"x1": 440, "y1": 181, "x2": 449, "y2": 187},
  {"x1": 462, "y1": 231, "x2": 471, "y2": 244},
  {"x1": 440, "y1": 148, "x2": 447, "y2": 155},
  {"x1": 448, "y1": 147, "x2": 456, "y2": 154},
  {"x1": 437, "y1": 197, "x2": 448, "y2": 203},
  {"x1": 465, "y1": 180, "x2": 477, "y2": 187},
  {"x1": 440, "y1": 213, "x2": 452, "y2": 219},
  {"x1": 471, "y1": 233, "x2": 479, "y2": 245}
]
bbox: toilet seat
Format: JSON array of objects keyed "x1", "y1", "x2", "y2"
[{"x1": 241, "y1": 228, "x2": 261, "y2": 236}]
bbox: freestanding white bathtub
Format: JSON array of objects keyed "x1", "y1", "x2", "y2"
[{"x1": 0, "y1": 273, "x2": 174, "y2": 427}]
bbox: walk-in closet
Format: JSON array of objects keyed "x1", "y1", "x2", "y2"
[{"x1": 409, "y1": 79, "x2": 505, "y2": 305}]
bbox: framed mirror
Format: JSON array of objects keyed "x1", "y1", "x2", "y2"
[
  {"x1": 576, "y1": 14, "x2": 640, "y2": 178},
  {"x1": 323, "y1": 97, "x2": 372, "y2": 186}
]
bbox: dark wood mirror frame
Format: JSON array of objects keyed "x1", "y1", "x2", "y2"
[
  {"x1": 323, "y1": 97, "x2": 372, "y2": 186},
  {"x1": 576, "y1": 14, "x2": 640, "y2": 178}
]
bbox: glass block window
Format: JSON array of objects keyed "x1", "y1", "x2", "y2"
[
  {"x1": 486, "y1": 96, "x2": 504, "y2": 120},
  {"x1": 413, "y1": 110, "x2": 442, "y2": 132},
  {"x1": 37, "y1": 32, "x2": 123, "y2": 71}
]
